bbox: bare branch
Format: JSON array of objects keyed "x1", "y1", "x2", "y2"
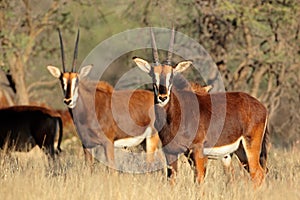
[
  {"x1": 27, "y1": 79, "x2": 59, "y2": 95},
  {"x1": 22, "y1": 1, "x2": 59, "y2": 64},
  {"x1": 250, "y1": 66, "x2": 268, "y2": 98}
]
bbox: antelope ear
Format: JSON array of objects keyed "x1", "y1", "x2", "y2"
[
  {"x1": 203, "y1": 85, "x2": 213, "y2": 93},
  {"x1": 79, "y1": 64, "x2": 93, "y2": 79},
  {"x1": 174, "y1": 61, "x2": 192, "y2": 74},
  {"x1": 47, "y1": 66, "x2": 62, "y2": 78},
  {"x1": 133, "y1": 57, "x2": 151, "y2": 73}
]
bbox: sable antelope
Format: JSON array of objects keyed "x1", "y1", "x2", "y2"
[
  {"x1": 133, "y1": 28, "x2": 269, "y2": 187},
  {"x1": 47, "y1": 29, "x2": 161, "y2": 167},
  {"x1": 0, "y1": 105, "x2": 63, "y2": 158},
  {"x1": 47, "y1": 29, "x2": 212, "y2": 168}
]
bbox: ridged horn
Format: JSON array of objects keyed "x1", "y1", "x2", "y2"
[
  {"x1": 57, "y1": 28, "x2": 66, "y2": 73},
  {"x1": 72, "y1": 29, "x2": 80, "y2": 72},
  {"x1": 167, "y1": 26, "x2": 175, "y2": 65},
  {"x1": 150, "y1": 27, "x2": 160, "y2": 65}
]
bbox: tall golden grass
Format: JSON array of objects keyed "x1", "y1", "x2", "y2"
[{"x1": 0, "y1": 138, "x2": 299, "y2": 200}]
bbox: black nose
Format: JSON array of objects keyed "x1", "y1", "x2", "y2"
[
  {"x1": 158, "y1": 96, "x2": 168, "y2": 102},
  {"x1": 64, "y1": 99, "x2": 72, "y2": 105}
]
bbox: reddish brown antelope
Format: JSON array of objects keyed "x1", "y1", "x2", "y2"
[
  {"x1": 47, "y1": 29, "x2": 212, "y2": 168},
  {"x1": 47, "y1": 29, "x2": 161, "y2": 167},
  {"x1": 133, "y1": 28, "x2": 269, "y2": 187},
  {"x1": 0, "y1": 105, "x2": 63, "y2": 158}
]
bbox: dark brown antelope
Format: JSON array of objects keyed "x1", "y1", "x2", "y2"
[
  {"x1": 47, "y1": 29, "x2": 160, "y2": 167},
  {"x1": 133, "y1": 28, "x2": 269, "y2": 187},
  {"x1": 0, "y1": 105, "x2": 63, "y2": 158}
]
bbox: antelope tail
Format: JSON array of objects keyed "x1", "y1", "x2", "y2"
[
  {"x1": 56, "y1": 117, "x2": 63, "y2": 153},
  {"x1": 260, "y1": 125, "x2": 270, "y2": 172}
]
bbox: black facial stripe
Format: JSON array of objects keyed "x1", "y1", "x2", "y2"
[
  {"x1": 65, "y1": 79, "x2": 72, "y2": 99},
  {"x1": 159, "y1": 85, "x2": 167, "y2": 95},
  {"x1": 60, "y1": 78, "x2": 66, "y2": 95},
  {"x1": 158, "y1": 74, "x2": 168, "y2": 95},
  {"x1": 153, "y1": 83, "x2": 158, "y2": 95},
  {"x1": 170, "y1": 73, "x2": 173, "y2": 84}
]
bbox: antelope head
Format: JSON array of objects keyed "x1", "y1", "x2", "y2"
[
  {"x1": 47, "y1": 29, "x2": 92, "y2": 109},
  {"x1": 133, "y1": 27, "x2": 192, "y2": 107}
]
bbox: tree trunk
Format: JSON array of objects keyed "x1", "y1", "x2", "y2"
[{"x1": 9, "y1": 52, "x2": 29, "y2": 105}]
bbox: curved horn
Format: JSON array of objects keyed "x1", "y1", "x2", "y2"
[
  {"x1": 167, "y1": 26, "x2": 175, "y2": 65},
  {"x1": 57, "y1": 28, "x2": 66, "y2": 73},
  {"x1": 150, "y1": 27, "x2": 159, "y2": 65},
  {"x1": 72, "y1": 29, "x2": 80, "y2": 72}
]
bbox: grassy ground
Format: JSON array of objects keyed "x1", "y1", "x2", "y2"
[{"x1": 0, "y1": 137, "x2": 299, "y2": 200}]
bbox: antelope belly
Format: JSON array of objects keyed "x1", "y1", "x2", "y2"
[
  {"x1": 203, "y1": 137, "x2": 242, "y2": 158},
  {"x1": 114, "y1": 127, "x2": 152, "y2": 148}
]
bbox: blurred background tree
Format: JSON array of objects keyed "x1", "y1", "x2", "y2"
[{"x1": 0, "y1": 0, "x2": 299, "y2": 147}]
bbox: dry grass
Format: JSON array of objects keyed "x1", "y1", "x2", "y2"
[{"x1": 0, "y1": 138, "x2": 299, "y2": 200}]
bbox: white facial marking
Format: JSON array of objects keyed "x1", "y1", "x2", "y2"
[
  {"x1": 165, "y1": 73, "x2": 172, "y2": 89},
  {"x1": 155, "y1": 72, "x2": 172, "y2": 107},
  {"x1": 67, "y1": 78, "x2": 79, "y2": 108},
  {"x1": 165, "y1": 72, "x2": 172, "y2": 103},
  {"x1": 62, "y1": 77, "x2": 68, "y2": 92},
  {"x1": 203, "y1": 137, "x2": 243, "y2": 158},
  {"x1": 154, "y1": 72, "x2": 160, "y2": 88},
  {"x1": 154, "y1": 72, "x2": 163, "y2": 106},
  {"x1": 157, "y1": 98, "x2": 169, "y2": 107}
]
